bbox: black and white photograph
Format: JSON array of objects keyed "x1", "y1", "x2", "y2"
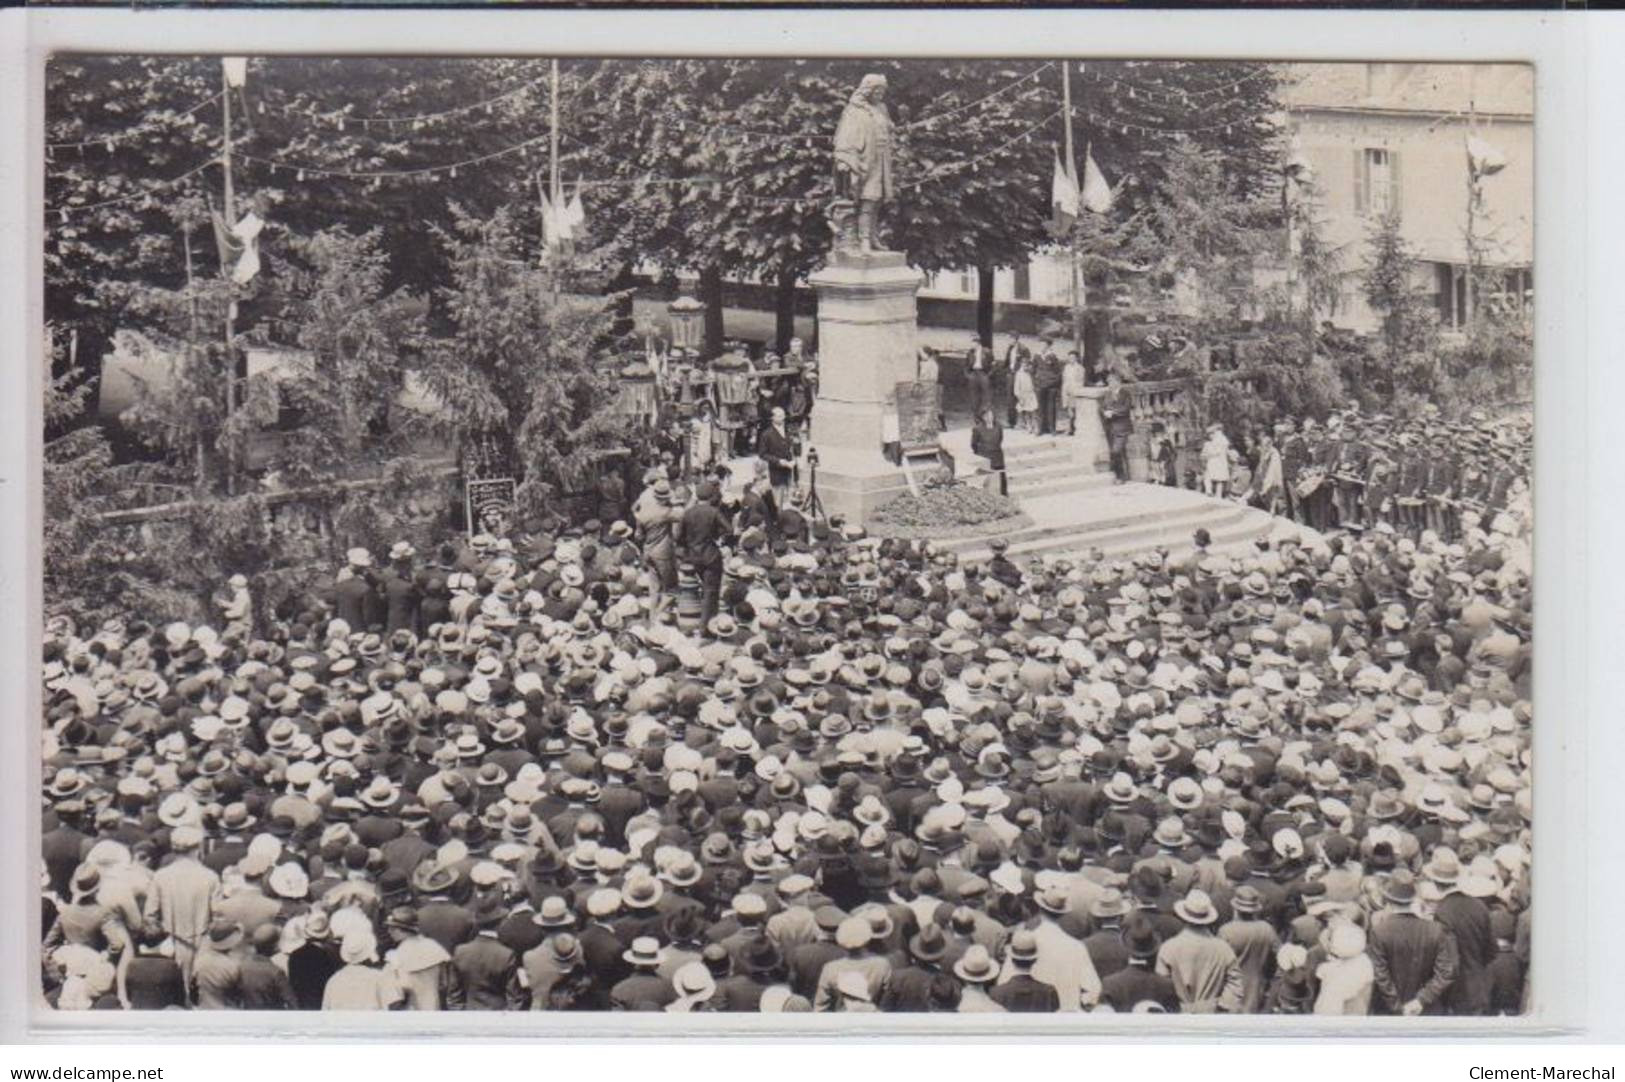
[{"x1": 35, "y1": 52, "x2": 1535, "y2": 1023}]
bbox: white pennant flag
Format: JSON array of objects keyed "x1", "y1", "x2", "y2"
[
  {"x1": 1051, "y1": 149, "x2": 1080, "y2": 235},
  {"x1": 565, "y1": 182, "x2": 587, "y2": 233},
  {"x1": 1081, "y1": 146, "x2": 1114, "y2": 215},
  {"x1": 1466, "y1": 134, "x2": 1507, "y2": 177},
  {"x1": 540, "y1": 190, "x2": 572, "y2": 249},
  {"x1": 230, "y1": 211, "x2": 263, "y2": 284},
  {"x1": 222, "y1": 57, "x2": 248, "y2": 89}
]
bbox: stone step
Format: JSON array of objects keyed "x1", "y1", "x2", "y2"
[
  {"x1": 1009, "y1": 505, "x2": 1257, "y2": 561},
  {"x1": 942, "y1": 494, "x2": 1251, "y2": 558},
  {"x1": 1009, "y1": 472, "x2": 1119, "y2": 500},
  {"x1": 1002, "y1": 439, "x2": 1079, "y2": 463},
  {"x1": 966, "y1": 509, "x2": 1267, "y2": 565}
]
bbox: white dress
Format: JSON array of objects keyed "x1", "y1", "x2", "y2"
[{"x1": 1202, "y1": 434, "x2": 1232, "y2": 485}]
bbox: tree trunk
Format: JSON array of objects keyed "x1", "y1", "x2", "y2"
[
  {"x1": 976, "y1": 266, "x2": 996, "y2": 346},
  {"x1": 774, "y1": 267, "x2": 798, "y2": 357},
  {"x1": 699, "y1": 263, "x2": 725, "y2": 360}
]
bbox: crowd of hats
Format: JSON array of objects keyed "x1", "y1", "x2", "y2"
[{"x1": 39, "y1": 444, "x2": 1531, "y2": 1013}]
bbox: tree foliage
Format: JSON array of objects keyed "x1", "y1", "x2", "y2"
[
  {"x1": 1148, "y1": 139, "x2": 1276, "y2": 332},
  {"x1": 266, "y1": 226, "x2": 431, "y2": 486},
  {"x1": 417, "y1": 205, "x2": 628, "y2": 515},
  {"x1": 1362, "y1": 209, "x2": 1441, "y2": 397}
]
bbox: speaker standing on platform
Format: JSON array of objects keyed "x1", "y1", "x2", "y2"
[
  {"x1": 965, "y1": 336, "x2": 992, "y2": 423},
  {"x1": 759, "y1": 407, "x2": 796, "y2": 508},
  {"x1": 1100, "y1": 370, "x2": 1134, "y2": 484}
]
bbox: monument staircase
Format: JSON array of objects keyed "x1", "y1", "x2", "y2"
[{"x1": 937, "y1": 430, "x2": 1308, "y2": 565}]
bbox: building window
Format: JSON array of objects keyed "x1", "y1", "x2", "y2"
[
  {"x1": 959, "y1": 270, "x2": 975, "y2": 295},
  {"x1": 1354, "y1": 147, "x2": 1400, "y2": 217},
  {"x1": 1013, "y1": 263, "x2": 1032, "y2": 302}
]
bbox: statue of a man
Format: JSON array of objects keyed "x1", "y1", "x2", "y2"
[{"x1": 833, "y1": 73, "x2": 895, "y2": 253}]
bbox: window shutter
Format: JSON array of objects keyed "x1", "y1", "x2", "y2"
[
  {"x1": 1353, "y1": 148, "x2": 1368, "y2": 214},
  {"x1": 1390, "y1": 150, "x2": 1402, "y2": 218}
]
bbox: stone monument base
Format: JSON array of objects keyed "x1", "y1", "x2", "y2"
[
  {"x1": 806, "y1": 248, "x2": 925, "y2": 525},
  {"x1": 1072, "y1": 386, "x2": 1112, "y2": 472},
  {"x1": 805, "y1": 445, "x2": 914, "y2": 525}
]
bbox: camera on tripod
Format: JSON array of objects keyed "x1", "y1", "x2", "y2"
[{"x1": 806, "y1": 446, "x2": 820, "y2": 468}]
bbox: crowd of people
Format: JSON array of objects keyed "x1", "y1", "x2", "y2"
[
  {"x1": 1162, "y1": 408, "x2": 1531, "y2": 546},
  {"x1": 40, "y1": 405, "x2": 1533, "y2": 1017}
]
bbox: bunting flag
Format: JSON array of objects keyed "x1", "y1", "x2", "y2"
[
  {"x1": 208, "y1": 207, "x2": 263, "y2": 283},
  {"x1": 231, "y1": 211, "x2": 264, "y2": 284},
  {"x1": 565, "y1": 179, "x2": 587, "y2": 232},
  {"x1": 540, "y1": 188, "x2": 573, "y2": 249},
  {"x1": 1050, "y1": 148, "x2": 1080, "y2": 237},
  {"x1": 1081, "y1": 145, "x2": 1114, "y2": 215},
  {"x1": 1466, "y1": 134, "x2": 1507, "y2": 177},
  {"x1": 222, "y1": 57, "x2": 248, "y2": 89}
]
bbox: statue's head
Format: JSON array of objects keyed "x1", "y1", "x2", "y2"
[{"x1": 857, "y1": 73, "x2": 888, "y2": 103}]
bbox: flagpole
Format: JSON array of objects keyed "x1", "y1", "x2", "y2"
[
  {"x1": 221, "y1": 60, "x2": 240, "y2": 494},
  {"x1": 1062, "y1": 61, "x2": 1084, "y2": 363},
  {"x1": 550, "y1": 58, "x2": 562, "y2": 304}
]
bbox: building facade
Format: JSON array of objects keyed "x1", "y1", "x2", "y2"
[
  {"x1": 924, "y1": 62, "x2": 1533, "y2": 338},
  {"x1": 1281, "y1": 62, "x2": 1533, "y2": 335}
]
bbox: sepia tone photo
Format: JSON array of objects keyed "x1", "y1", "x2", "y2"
[{"x1": 39, "y1": 54, "x2": 1532, "y2": 1019}]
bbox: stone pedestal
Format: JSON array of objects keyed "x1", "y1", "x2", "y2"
[
  {"x1": 807, "y1": 250, "x2": 925, "y2": 524},
  {"x1": 1072, "y1": 386, "x2": 1111, "y2": 472}
]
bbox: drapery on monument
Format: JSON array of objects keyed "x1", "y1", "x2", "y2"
[{"x1": 831, "y1": 73, "x2": 895, "y2": 253}]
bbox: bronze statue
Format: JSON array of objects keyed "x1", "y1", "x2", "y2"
[{"x1": 832, "y1": 73, "x2": 895, "y2": 253}]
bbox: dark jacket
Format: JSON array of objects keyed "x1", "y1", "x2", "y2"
[
  {"x1": 239, "y1": 955, "x2": 298, "y2": 1010},
  {"x1": 452, "y1": 934, "x2": 520, "y2": 1010},
  {"x1": 677, "y1": 501, "x2": 730, "y2": 567},
  {"x1": 1101, "y1": 961, "x2": 1180, "y2": 1012},
  {"x1": 758, "y1": 426, "x2": 796, "y2": 485},
  {"x1": 1369, "y1": 911, "x2": 1459, "y2": 1014},
  {"x1": 970, "y1": 423, "x2": 1005, "y2": 471},
  {"x1": 989, "y1": 972, "x2": 1060, "y2": 1012}
]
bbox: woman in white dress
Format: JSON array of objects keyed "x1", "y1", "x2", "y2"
[
  {"x1": 1013, "y1": 357, "x2": 1039, "y2": 434},
  {"x1": 1201, "y1": 424, "x2": 1232, "y2": 498}
]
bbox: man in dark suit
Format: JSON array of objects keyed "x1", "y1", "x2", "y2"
[
  {"x1": 989, "y1": 930, "x2": 1060, "y2": 1011},
  {"x1": 610, "y1": 937, "x2": 676, "y2": 1009},
  {"x1": 676, "y1": 481, "x2": 731, "y2": 629},
  {"x1": 965, "y1": 336, "x2": 993, "y2": 421},
  {"x1": 757, "y1": 407, "x2": 796, "y2": 509},
  {"x1": 880, "y1": 925, "x2": 950, "y2": 1011},
  {"x1": 1429, "y1": 856, "x2": 1495, "y2": 1016},
  {"x1": 1368, "y1": 872, "x2": 1459, "y2": 1015},
  {"x1": 1082, "y1": 890, "x2": 1133, "y2": 980},
  {"x1": 379, "y1": 542, "x2": 422, "y2": 636},
  {"x1": 332, "y1": 549, "x2": 379, "y2": 631},
  {"x1": 452, "y1": 901, "x2": 522, "y2": 1009},
  {"x1": 999, "y1": 334, "x2": 1030, "y2": 427},
  {"x1": 239, "y1": 925, "x2": 298, "y2": 1009},
  {"x1": 1034, "y1": 338, "x2": 1063, "y2": 436},
  {"x1": 970, "y1": 411, "x2": 1007, "y2": 497},
  {"x1": 1099, "y1": 370, "x2": 1134, "y2": 484},
  {"x1": 1100, "y1": 917, "x2": 1179, "y2": 1012},
  {"x1": 122, "y1": 925, "x2": 189, "y2": 1010},
  {"x1": 41, "y1": 804, "x2": 90, "y2": 900}
]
